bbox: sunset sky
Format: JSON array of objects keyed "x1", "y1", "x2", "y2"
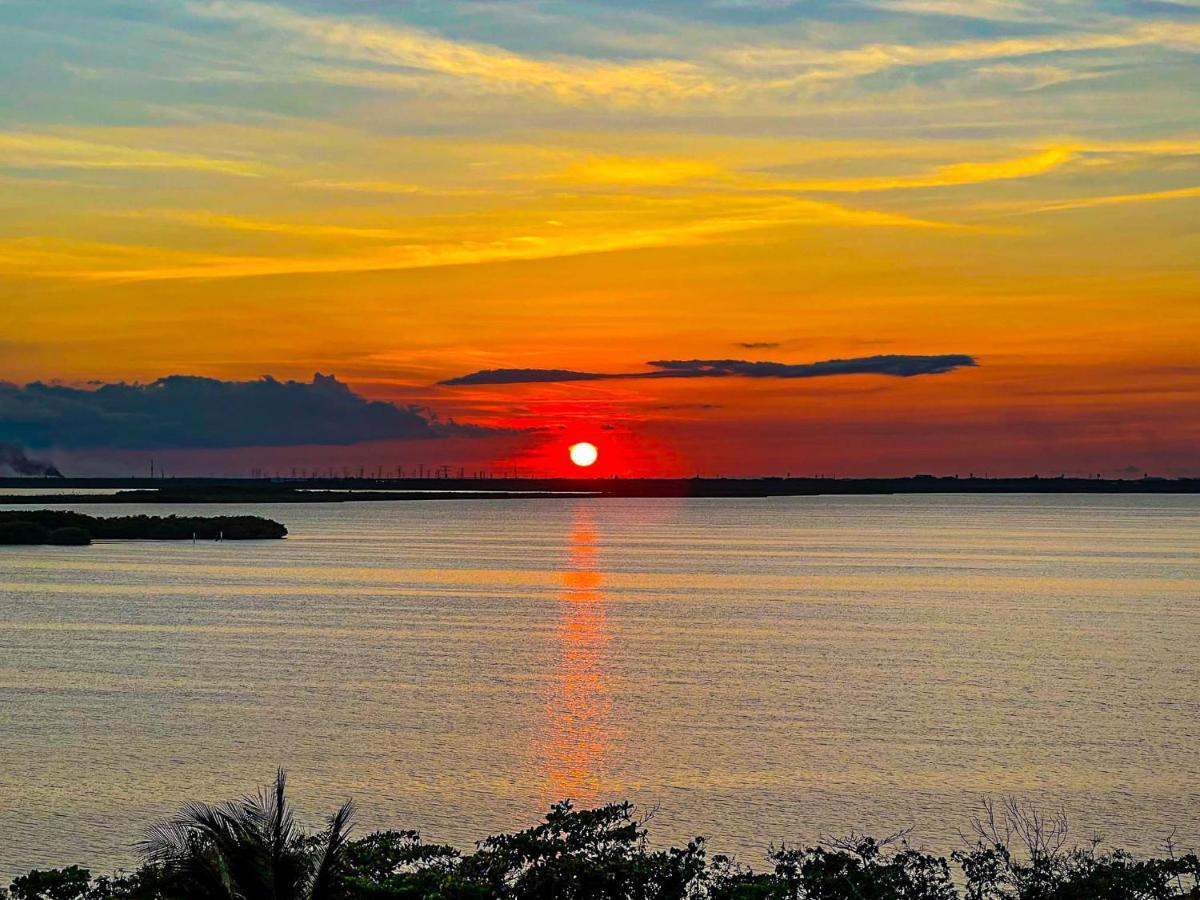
[{"x1": 2, "y1": 0, "x2": 1198, "y2": 476}]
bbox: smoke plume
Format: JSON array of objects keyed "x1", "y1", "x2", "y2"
[{"x1": 0, "y1": 443, "x2": 63, "y2": 477}]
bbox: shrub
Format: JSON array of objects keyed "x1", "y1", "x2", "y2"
[
  {"x1": 47, "y1": 527, "x2": 92, "y2": 546},
  {"x1": 8, "y1": 866, "x2": 91, "y2": 900},
  {"x1": 7, "y1": 788, "x2": 1198, "y2": 900},
  {"x1": 0, "y1": 521, "x2": 50, "y2": 544},
  {"x1": 0, "y1": 511, "x2": 286, "y2": 542}
]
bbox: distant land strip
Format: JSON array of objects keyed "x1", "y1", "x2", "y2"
[
  {"x1": 0, "y1": 475, "x2": 1197, "y2": 503},
  {"x1": 0, "y1": 510, "x2": 286, "y2": 543}
]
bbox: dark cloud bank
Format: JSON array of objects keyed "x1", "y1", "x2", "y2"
[
  {"x1": 440, "y1": 354, "x2": 977, "y2": 386},
  {"x1": 0, "y1": 374, "x2": 490, "y2": 450}
]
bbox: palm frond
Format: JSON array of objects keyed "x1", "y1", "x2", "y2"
[
  {"x1": 138, "y1": 771, "x2": 351, "y2": 900},
  {"x1": 304, "y1": 799, "x2": 356, "y2": 900}
]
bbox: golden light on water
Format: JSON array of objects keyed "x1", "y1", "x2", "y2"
[{"x1": 542, "y1": 505, "x2": 612, "y2": 804}]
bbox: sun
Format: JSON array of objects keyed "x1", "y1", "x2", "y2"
[{"x1": 568, "y1": 441, "x2": 599, "y2": 468}]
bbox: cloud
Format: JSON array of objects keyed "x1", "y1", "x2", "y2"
[
  {"x1": 188, "y1": 0, "x2": 716, "y2": 105},
  {"x1": 185, "y1": 0, "x2": 1200, "y2": 112},
  {"x1": 300, "y1": 179, "x2": 428, "y2": 194},
  {"x1": 440, "y1": 354, "x2": 977, "y2": 385},
  {"x1": 0, "y1": 132, "x2": 263, "y2": 177},
  {"x1": 763, "y1": 147, "x2": 1077, "y2": 193},
  {"x1": 0, "y1": 374, "x2": 493, "y2": 449},
  {"x1": 1010, "y1": 184, "x2": 1200, "y2": 214},
  {"x1": 736, "y1": 341, "x2": 782, "y2": 348},
  {"x1": 558, "y1": 157, "x2": 724, "y2": 185},
  {"x1": 298, "y1": 179, "x2": 489, "y2": 197},
  {"x1": 546, "y1": 147, "x2": 1079, "y2": 195},
  {"x1": 720, "y1": 21, "x2": 1200, "y2": 87},
  {"x1": 13, "y1": 194, "x2": 967, "y2": 283},
  {"x1": 855, "y1": 0, "x2": 1065, "y2": 23},
  {"x1": 443, "y1": 368, "x2": 612, "y2": 386},
  {"x1": 133, "y1": 210, "x2": 410, "y2": 241}
]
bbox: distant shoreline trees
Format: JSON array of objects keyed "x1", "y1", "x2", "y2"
[
  {"x1": 4, "y1": 772, "x2": 1197, "y2": 899},
  {"x1": 0, "y1": 511, "x2": 287, "y2": 544}
]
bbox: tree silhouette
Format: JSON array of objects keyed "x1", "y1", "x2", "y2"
[{"x1": 139, "y1": 769, "x2": 353, "y2": 900}]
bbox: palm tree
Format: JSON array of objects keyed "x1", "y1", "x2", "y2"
[{"x1": 139, "y1": 769, "x2": 354, "y2": 900}]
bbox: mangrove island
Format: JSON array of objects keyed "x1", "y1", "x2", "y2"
[{"x1": 0, "y1": 510, "x2": 287, "y2": 545}]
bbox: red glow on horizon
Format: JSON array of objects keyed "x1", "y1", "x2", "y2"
[{"x1": 495, "y1": 421, "x2": 685, "y2": 478}]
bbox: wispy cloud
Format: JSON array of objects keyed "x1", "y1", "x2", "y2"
[
  {"x1": 856, "y1": 0, "x2": 1070, "y2": 23},
  {"x1": 10, "y1": 194, "x2": 971, "y2": 283},
  {"x1": 971, "y1": 62, "x2": 1108, "y2": 92},
  {"x1": 547, "y1": 138, "x2": 1200, "y2": 203},
  {"x1": 0, "y1": 132, "x2": 263, "y2": 176},
  {"x1": 298, "y1": 178, "x2": 495, "y2": 198},
  {"x1": 549, "y1": 147, "x2": 1078, "y2": 194},
  {"x1": 752, "y1": 147, "x2": 1078, "y2": 192},
  {"x1": 1010, "y1": 184, "x2": 1200, "y2": 214},
  {"x1": 181, "y1": 0, "x2": 1200, "y2": 112},
  {"x1": 188, "y1": 0, "x2": 717, "y2": 104},
  {"x1": 299, "y1": 179, "x2": 427, "y2": 194},
  {"x1": 719, "y1": 21, "x2": 1200, "y2": 87},
  {"x1": 130, "y1": 210, "x2": 411, "y2": 241},
  {"x1": 557, "y1": 157, "x2": 725, "y2": 185}
]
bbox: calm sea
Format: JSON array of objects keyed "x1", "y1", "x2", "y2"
[{"x1": 1, "y1": 495, "x2": 1197, "y2": 876}]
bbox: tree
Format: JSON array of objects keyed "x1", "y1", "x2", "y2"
[
  {"x1": 138, "y1": 769, "x2": 353, "y2": 900},
  {"x1": 7, "y1": 867, "x2": 92, "y2": 900},
  {"x1": 458, "y1": 800, "x2": 707, "y2": 900},
  {"x1": 953, "y1": 798, "x2": 1200, "y2": 900},
  {"x1": 0, "y1": 520, "x2": 50, "y2": 544},
  {"x1": 47, "y1": 527, "x2": 91, "y2": 546}
]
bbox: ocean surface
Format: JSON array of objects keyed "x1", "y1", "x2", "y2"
[{"x1": 1, "y1": 495, "x2": 1197, "y2": 876}]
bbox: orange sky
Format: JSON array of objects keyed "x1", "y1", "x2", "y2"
[{"x1": 2, "y1": 1, "x2": 1198, "y2": 476}]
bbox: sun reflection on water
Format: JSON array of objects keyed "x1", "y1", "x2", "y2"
[{"x1": 540, "y1": 503, "x2": 613, "y2": 805}]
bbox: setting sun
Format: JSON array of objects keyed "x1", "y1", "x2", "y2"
[{"x1": 569, "y1": 442, "x2": 599, "y2": 468}]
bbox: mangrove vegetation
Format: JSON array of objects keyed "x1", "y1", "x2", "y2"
[
  {"x1": 0, "y1": 510, "x2": 287, "y2": 544},
  {"x1": 4, "y1": 772, "x2": 1196, "y2": 900}
]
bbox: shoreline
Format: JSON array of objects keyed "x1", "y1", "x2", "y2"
[{"x1": 0, "y1": 474, "x2": 1196, "y2": 503}]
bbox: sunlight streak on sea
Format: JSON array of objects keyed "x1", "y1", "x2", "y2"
[{"x1": 0, "y1": 495, "x2": 1197, "y2": 875}]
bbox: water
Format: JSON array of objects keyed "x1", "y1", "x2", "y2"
[
  {"x1": 1, "y1": 495, "x2": 1197, "y2": 876},
  {"x1": 0, "y1": 494, "x2": 123, "y2": 501}
]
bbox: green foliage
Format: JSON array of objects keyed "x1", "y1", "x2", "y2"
[
  {"x1": 458, "y1": 800, "x2": 707, "y2": 900},
  {"x1": 8, "y1": 784, "x2": 1198, "y2": 900},
  {"x1": 955, "y1": 844, "x2": 1200, "y2": 900},
  {"x1": 137, "y1": 769, "x2": 352, "y2": 900},
  {"x1": 950, "y1": 800, "x2": 1200, "y2": 900},
  {"x1": 8, "y1": 867, "x2": 92, "y2": 900},
  {"x1": 714, "y1": 839, "x2": 945, "y2": 900},
  {"x1": 339, "y1": 830, "x2": 470, "y2": 898}
]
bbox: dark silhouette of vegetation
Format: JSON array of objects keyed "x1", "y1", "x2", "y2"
[
  {"x1": 1, "y1": 475, "x2": 1198, "y2": 508},
  {"x1": 7, "y1": 866, "x2": 93, "y2": 900},
  {"x1": 46, "y1": 527, "x2": 92, "y2": 546},
  {"x1": 3, "y1": 776, "x2": 1196, "y2": 900},
  {"x1": 138, "y1": 769, "x2": 353, "y2": 900},
  {"x1": 0, "y1": 511, "x2": 286, "y2": 544},
  {"x1": 0, "y1": 520, "x2": 50, "y2": 544}
]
